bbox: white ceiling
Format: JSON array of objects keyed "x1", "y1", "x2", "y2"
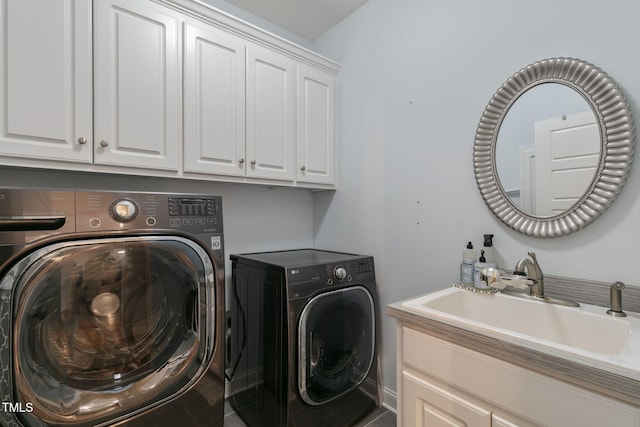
[{"x1": 223, "y1": 0, "x2": 369, "y2": 40}]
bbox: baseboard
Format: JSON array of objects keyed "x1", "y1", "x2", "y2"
[{"x1": 381, "y1": 386, "x2": 397, "y2": 413}]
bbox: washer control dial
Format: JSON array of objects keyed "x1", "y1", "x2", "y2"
[
  {"x1": 110, "y1": 199, "x2": 138, "y2": 223},
  {"x1": 334, "y1": 266, "x2": 347, "y2": 281}
]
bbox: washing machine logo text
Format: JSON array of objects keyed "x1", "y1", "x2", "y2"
[{"x1": 2, "y1": 402, "x2": 33, "y2": 413}]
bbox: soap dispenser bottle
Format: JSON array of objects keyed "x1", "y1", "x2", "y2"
[
  {"x1": 482, "y1": 234, "x2": 496, "y2": 266},
  {"x1": 473, "y1": 250, "x2": 489, "y2": 288},
  {"x1": 460, "y1": 242, "x2": 476, "y2": 284}
]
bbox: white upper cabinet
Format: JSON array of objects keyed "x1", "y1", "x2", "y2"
[
  {"x1": 296, "y1": 64, "x2": 336, "y2": 185},
  {"x1": 183, "y1": 20, "x2": 246, "y2": 176},
  {"x1": 0, "y1": 0, "x2": 339, "y2": 188},
  {"x1": 246, "y1": 43, "x2": 295, "y2": 182},
  {"x1": 0, "y1": 0, "x2": 92, "y2": 163},
  {"x1": 94, "y1": 0, "x2": 180, "y2": 170}
]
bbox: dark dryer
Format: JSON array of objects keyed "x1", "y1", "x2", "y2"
[{"x1": 228, "y1": 249, "x2": 380, "y2": 426}]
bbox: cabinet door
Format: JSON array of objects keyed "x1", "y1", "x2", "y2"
[
  {"x1": 296, "y1": 64, "x2": 335, "y2": 185},
  {"x1": 94, "y1": 0, "x2": 180, "y2": 170},
  {"x1": 246, "y1": 44, "x2": 294, "y2": 181},
  {"x1": 183, "y1": 20, "x2": 246, "y2": 176},
  {"x1": 0, "y1": 0, "x2": 92, "y2": 163},
  {"x1": 403, "y1": 370, "x2": 492, "y2": 427}
]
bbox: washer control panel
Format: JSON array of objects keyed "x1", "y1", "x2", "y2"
[{"x1": 76, "y1": 191, "x2": 222, "y2": 235}]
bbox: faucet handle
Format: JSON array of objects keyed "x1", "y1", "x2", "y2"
[{"x1": 528, "y1": 252, "x2": 543, "y2": 278}]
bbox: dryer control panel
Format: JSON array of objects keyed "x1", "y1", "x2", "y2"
[{"x1": 286, "y1": 257, "x2": 375, "y2": 300}]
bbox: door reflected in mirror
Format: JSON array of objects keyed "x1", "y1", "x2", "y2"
[{"x1": 495, "y1": 83, "x2": 600, "y2": 217}]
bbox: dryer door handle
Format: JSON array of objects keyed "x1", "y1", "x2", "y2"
[{"x1": 0, "y1": 215, "x2": 66, "y2": 231}]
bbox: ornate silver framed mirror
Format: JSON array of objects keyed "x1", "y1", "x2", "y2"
[{"x1": 474, "y1": 57, "x2": 635, "y2": 237}]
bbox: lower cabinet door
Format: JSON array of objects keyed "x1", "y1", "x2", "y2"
[{"x1": 403, "y1": 370, "x2": 492, "y2": 427}]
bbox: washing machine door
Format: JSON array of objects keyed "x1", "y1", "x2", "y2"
[
  {"x1": 298, "y1": 286, "x2": 375, "y2": 406},
  {"x1": 1, "y1": 235, "x2": 216, "y2": 426}
]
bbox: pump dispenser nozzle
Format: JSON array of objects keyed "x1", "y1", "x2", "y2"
[{"x1": 482, "y1": 234, "x2": 495, "y2": 265}]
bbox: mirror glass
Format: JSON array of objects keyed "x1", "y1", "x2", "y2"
[{"x1": 495, "y1": 83, "x2": 599, "y2": 217}]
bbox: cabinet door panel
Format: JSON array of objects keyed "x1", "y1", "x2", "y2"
[
  {"x1": 94, "y1": 0, "x2": 179, "y2": 170},
  {"x1": 0, "y1": 0, "x2": 91, "y2": 163},
  {"x1": 403, "y1": 371, "x2": 491, "y2": 427},
  {"x1": 296, "y1": 64, "x2": 335, "y2": 185},
  {"x1": 246, "y1": 44, "x2": 294, "y2": 181},
  {"x1": 183, "y1": 21, "x2": 246, "y2": 176}
]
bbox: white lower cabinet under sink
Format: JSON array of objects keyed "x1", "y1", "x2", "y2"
[
  {"x1": 397, "y1": 326, "x2": 639, "y2": 426},
  {"x1": 403, "y1": 370, "x2": 531, "y2": 427}
]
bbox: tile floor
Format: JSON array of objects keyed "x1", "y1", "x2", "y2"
[
  {"x1": 353, "y1": 405, "x2": 397, "y2": 427},
  {"x1": 224, "y1": 401, "x2": 396, "y2": 427}
]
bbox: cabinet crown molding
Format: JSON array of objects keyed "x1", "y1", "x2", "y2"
[{"x1": 154, "y1": 0, "x2": 341, "y2": 75}]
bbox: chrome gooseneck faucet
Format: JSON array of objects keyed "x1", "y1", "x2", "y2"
[
  {"x1": 514, "y1": 251, "x2": 544, "y2": 298},
  {"x1": 487, "y1": 251, "x2": 579, "y2": 307}
]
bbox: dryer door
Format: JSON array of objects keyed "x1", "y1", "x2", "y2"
[
  {"x1": 1, "y1": 236, "x2": 216, "y2": 427},
  {"x1": 298, "y1": 286, "x2": 375, "y2": 406}
]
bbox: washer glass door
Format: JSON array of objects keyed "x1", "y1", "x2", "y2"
[
  {"x1": 7, "y1": 236, "x2": 215, "y2": 426},
  {"x1": 298, "y1": 286, "x2": 375, "y2": 406}
]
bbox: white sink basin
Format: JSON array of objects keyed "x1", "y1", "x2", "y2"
[{"x1": 401, "y1": 287, "x2": 640, "y2": 378}]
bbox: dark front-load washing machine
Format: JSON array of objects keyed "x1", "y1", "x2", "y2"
[
  {"x1": 0, "y1": 188, "x2": 225, "y2": 427},
  {"x1": 228, "y1": 249, "x2": 380, "y2": 426}
]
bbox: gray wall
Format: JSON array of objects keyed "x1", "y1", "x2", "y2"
[{"x1": 312, "y1": 0, "x2": 640, "y2": 397}]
